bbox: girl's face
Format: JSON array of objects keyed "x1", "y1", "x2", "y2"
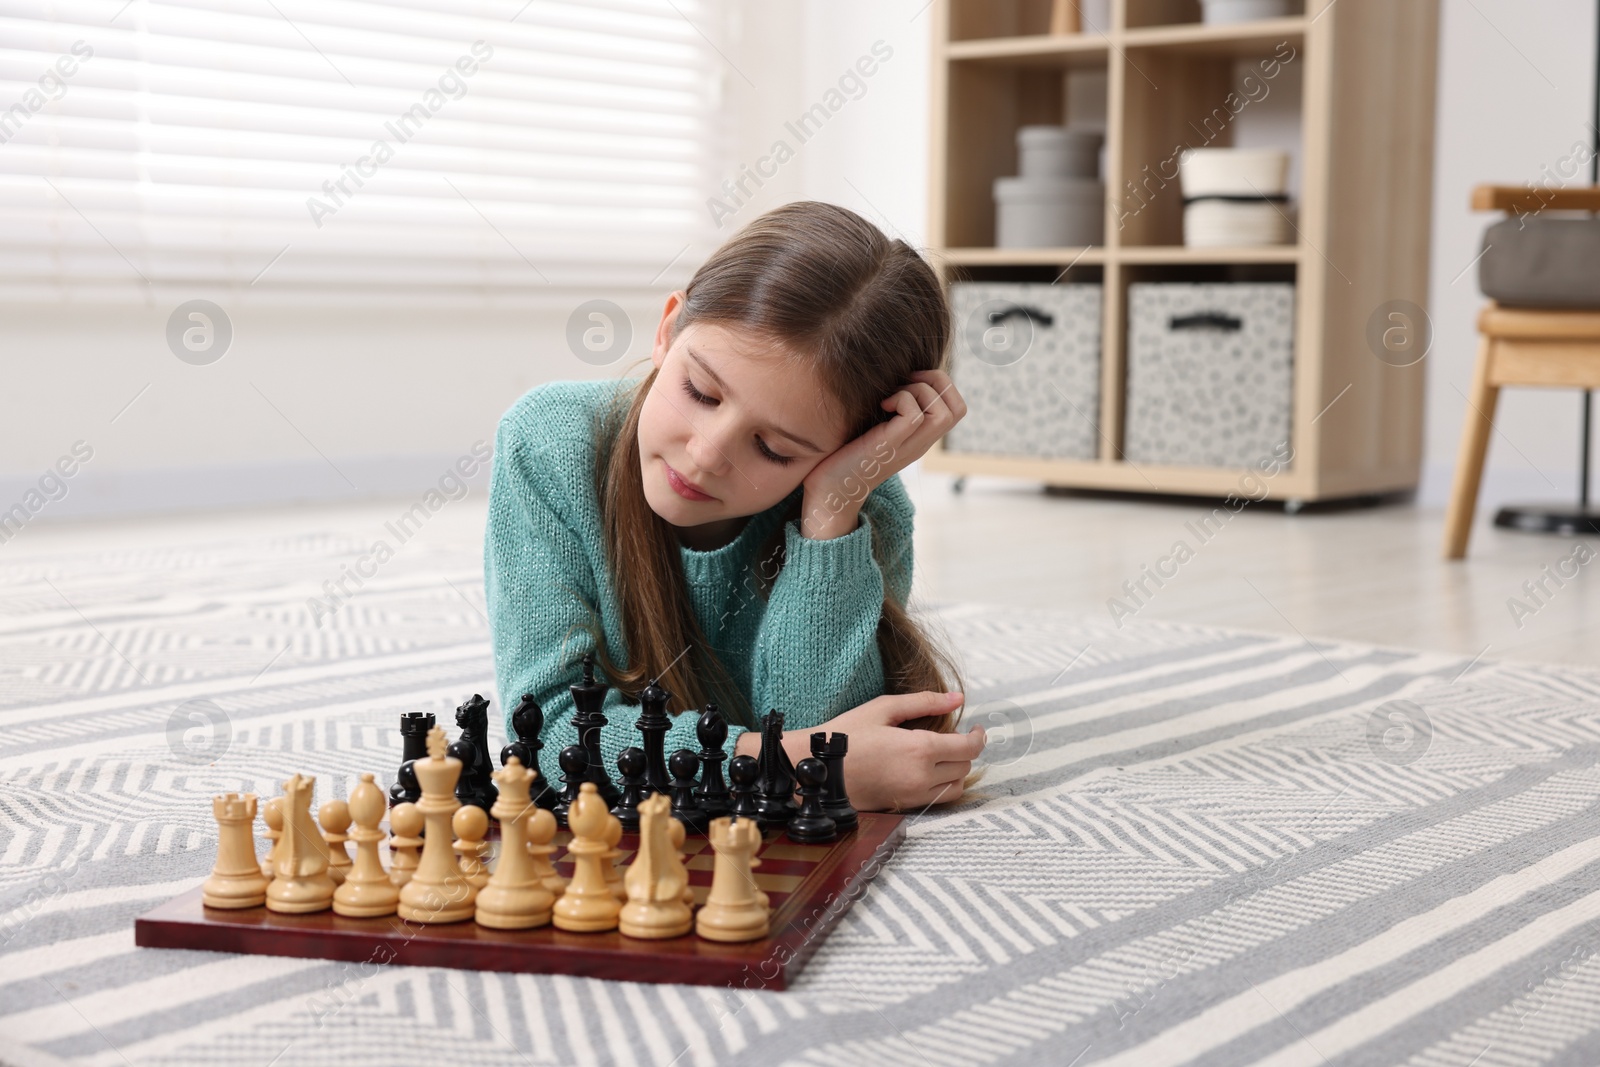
[{"x1": 640, "y1": 291, "x2": 850, "y2": 539}]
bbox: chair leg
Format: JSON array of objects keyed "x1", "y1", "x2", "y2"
[{"x1": 1442, "y1": 335, "x2": 1500, "y2": 559}]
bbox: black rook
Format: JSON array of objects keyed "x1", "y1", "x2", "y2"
[{"x1": 389, "y1": 710, "x2": 434, "y2": 806}]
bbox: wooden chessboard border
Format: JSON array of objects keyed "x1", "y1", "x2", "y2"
[{"x1": 134, "y1": 813, "x2": 906, "y2": 990}]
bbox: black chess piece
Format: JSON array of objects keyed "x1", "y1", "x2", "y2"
[
  {"x1": 570, "y1": 652, "x2": 621, "y2": 807},
  {"x1": 502, "y1": 694, "x2": 559, "y2": 810},
  {"x1": 553, "y1": 745, "x2": 588, "y2": 830},
  {"x1": 389, "y1": 711, "x2": 434, "y2": 806},
  {"x1": 693, "y1": 704, "x2": 732, "y2": 821},
  {"x1": 727, "y1": 754, "x2": 762, "y2": 823},
  {"x1": 753, "y1": 709, "x2": 797, "y2": 830},
  {"x1": 811, "y1": 731, "x2": 858, "y2": 833},
  {"x1": 786, "y1": 757, "x2": 838, "y2": 844},
  {"x1": 449, "y1": 693, "x2": 498, "y2": 814},
  {"x1": 394, "y1": 760, "x2": 420, "y2": 808},
  {"x1": 611, "y1": 746, "x2": 651, "y2": 833},
  {"x1": 667, "y1": 748, "x2": 708, "y2": 835},
  {"x1": 635, "y1": 677, "x2": 674, "y2": 796}
]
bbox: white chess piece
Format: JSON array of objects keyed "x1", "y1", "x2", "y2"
[
  {"x1": 475, "y1": 757, "x2": 555, "y2": 929},
  {"x1": 696, "y1": 815, "x2": 769, "y2": 942},
  {"x1": 453, "y1": 805, "x2": 491, "y2": 890},
  {"x1": 333, "y1": 774, "x2": 400, "y2": 918},
  {"x1": 552, "y1": 784, "x2": 621, "y2": 932},
  {"x1": 265, "y1": 774, "x2": 334, "y2": 914},
  {"x1": 620, "y1": 793, "x2": 692, "y2": 939},
  {"x1": 204, "y1": 793, "x2": 270, "y2": 909},
  {"x1": 387, "y1": 802, "x2": 422, "y2": 888},
  {"x1": 397, "y1": 726, "x2": 477, "y2": 923},
  {"x1": 260, "y1": 796, "x2": 284, "y2": 879},
  {"x1": 319, "y1": 799, "x2": 353, "y2": 886}
]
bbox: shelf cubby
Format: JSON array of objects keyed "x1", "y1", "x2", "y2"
[
  {"x1": 941, "y1": 54, "x2": 1109, "y2": 249},
  {"x1": 1117, "y1": 34, "x2": 1305, "y2": 248}
]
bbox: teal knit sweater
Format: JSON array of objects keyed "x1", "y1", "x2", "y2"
[{"x1": 483, "y1": 377, "x2": 916, "y2": 793}]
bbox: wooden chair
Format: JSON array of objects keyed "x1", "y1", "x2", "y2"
[{"x1": 1441, "y1": 184, "x2": 1600, "y2": 559}]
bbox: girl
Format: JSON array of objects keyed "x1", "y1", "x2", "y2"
[{"x1": 484, "y1": 200, "x2": 985, "y2": 812}]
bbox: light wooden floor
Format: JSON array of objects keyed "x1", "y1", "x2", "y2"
[
  {"x1": 901, "y1": 470, "x2": 1596, "y2": 670},
  {"x1": 14, "y1": 467, "x2": 1596, "y2": 670}
]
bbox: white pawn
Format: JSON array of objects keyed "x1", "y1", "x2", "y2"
[
  {"x1": 260, "y1": 796, "x2": 284, "y2": 879},
  {"x1": 453, "y1": 805, "x2": 491, "y2": 890},
  {"x1": 334, "y1": 774, "x2": 400, "y2": 918},
  {"x1": 513, "y1": 765, "x2": 564, "y2": 899},
  {"x1": 388, "y1": 802, "x2": 422, "y2": 888},
  {"x1": 667, "y1": 817, "x2": 696, "y2": 908},
  {"x1": 319, "y1": 799, "x2": 353, "y2": 886},
  {"x1": 602, "y1": 811, "x2": 626, "y2": 902}
]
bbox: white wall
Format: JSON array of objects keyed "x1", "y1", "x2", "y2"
[
  {"x1": 3, "y1": 0, "x2": 1595, "y2": 522},
  {"x1": 1423, "y1": 0, "x2": 1598, "y2": 508},
  {"x1": 0, "y1": 1, "x2": 809, "y2": 522},
  {"x1": 795, "y1": 2, "x2": 936, "y2": 248}
]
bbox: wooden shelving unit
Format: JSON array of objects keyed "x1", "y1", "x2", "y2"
[{"x1": 924, "y1": 0, "x2": 1441, "y2": 502}]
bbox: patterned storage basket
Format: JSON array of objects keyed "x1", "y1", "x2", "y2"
[
  {"x1": 1123, "y1": 282, "x2": 1295, "y2": 468},
  {"x1": 945, "y1": 282, "x2": 1103, "y2": 460}
]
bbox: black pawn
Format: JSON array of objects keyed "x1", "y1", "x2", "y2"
[
  {"x1": 727, "y1": 754, "x2": 762, "y2": 822},
  {"x1": 693, "y1": 704, "x2": 732, "y2": 821},
  {"x1": 786, "y1": 758, "x2": 837, "y2": 844},
  {"x1": 611, "y1": 746, "x2": 651, "y2": 833},
  {"x1": 502, "y1": 694, "x2": 558, "y2": 810},
  {"x1": 393, "y1": 760, "x2": 420, "y2": 807},
  {"x1": 811, "y1": 731, "x2": 858, "y2": 833},
  {"x1": 389, "y1": 711, "x2": 434, "y2": 806},
  {"x1": 753, "y1": 709, "x2": 797, "y2": 830},
  {"x1": 571, "y1": 652, "x2": 620, "y2": 807},
  {"x1": 449, "y1": 693, "x2": 498, "y2": 814},
  {"x1": 554, "y1": 745, "x2": 587, "y2": 830},
  {"x1": 668, "y1": 748, "x2": 708, "y2": 835},
  {"x1": 635, "y1": 677, "x2": 673, "y2": 795}
]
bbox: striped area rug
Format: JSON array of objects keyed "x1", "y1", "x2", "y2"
[{"x1": 4, "y1": 533, "x2": 1600, "y2": 1066}]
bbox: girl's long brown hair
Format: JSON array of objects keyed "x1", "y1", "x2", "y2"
[{"x1": 572, "y1": 200, "x2": 965, "y2": 733}]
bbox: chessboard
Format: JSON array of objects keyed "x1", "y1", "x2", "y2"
[{"x1": 135, "y1": 813, "x2": 904, "y2": 990}]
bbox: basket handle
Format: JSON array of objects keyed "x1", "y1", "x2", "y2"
[
  {"x1": 1169, "y1": 311, "x2": 1242, "y2": 332},
  {"x1": 986, "y1": 304, "x2": 1055, "y2": 328}
]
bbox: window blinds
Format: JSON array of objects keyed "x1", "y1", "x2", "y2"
[{"x1": 0, "y1": 0, "x2": 729, "y2": 303}]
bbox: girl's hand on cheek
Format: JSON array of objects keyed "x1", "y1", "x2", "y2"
[
  {"x1": 826, "y1": 690, "x2": 985, "y2": 812},
  {"x1": 799, "y1": 369, "x2": 968, "y2": 538}
]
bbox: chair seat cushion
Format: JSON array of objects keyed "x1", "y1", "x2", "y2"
[{"x1": 1480, "y1": 217, "x2": 1600, "y2": 309}]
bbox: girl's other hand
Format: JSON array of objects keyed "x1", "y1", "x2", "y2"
[{"x1": 826, "y1": 690, "x2": 985, "y2": 812}]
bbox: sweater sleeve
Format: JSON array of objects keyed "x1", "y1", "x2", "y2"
[
  {"x1": 747, "y1": 476, "x2": 915, "y2": 727},
  {"x1": 483, "y1": 405, "x2": 745, "y2": 788}
]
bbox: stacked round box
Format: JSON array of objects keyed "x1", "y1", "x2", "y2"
[
  {"x1": 993, "y1": 126, "x2": 1105, "y2": 248},
  {"x1": 1178, "y1": 148, "x2": 1293, "y2": 247}
]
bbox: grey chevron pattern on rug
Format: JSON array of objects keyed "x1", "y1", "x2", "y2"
[{"x1": 4, "y1": 533, "x2": 1600, "y2": 1066}]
